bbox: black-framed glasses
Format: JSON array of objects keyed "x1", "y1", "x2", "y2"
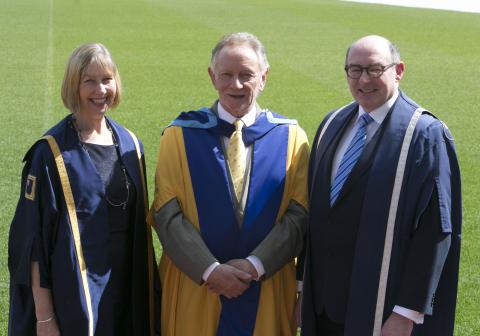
[{"x1": 345, "y1": 63, "x2": 397, "y2": 79}]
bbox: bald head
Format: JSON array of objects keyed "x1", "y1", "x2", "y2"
[
  {"x1": 345, "y1": 35, "x2": 400, "y2": 66},
  {"x1": 344, "y1": 35, "x2": 405, "y2": 112}
]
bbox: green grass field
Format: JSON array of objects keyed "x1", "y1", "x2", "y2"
[{"x1": 1, "y1": 0, "x2": 478, "y2": 334}]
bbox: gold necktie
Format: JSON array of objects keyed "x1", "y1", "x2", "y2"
[{"x1": 227, "y1": 119, "x2": 246, "y2": 202}]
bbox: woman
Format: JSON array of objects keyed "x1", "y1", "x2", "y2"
[{"x1": 8, "y1": 43, "x2": 159, "y2": 336}]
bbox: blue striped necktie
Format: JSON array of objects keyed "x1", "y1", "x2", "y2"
[{"x1": 330, "y1": 113, "x2": 374, "y2": 206}]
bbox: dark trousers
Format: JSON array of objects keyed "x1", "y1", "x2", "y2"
[{"x1": 315, "y1": 311, "x2": 344, "y2": 336}]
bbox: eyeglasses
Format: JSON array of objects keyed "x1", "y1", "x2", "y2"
[{"x1": 344, "y1": 63, "x2": 397, "y2": 79}]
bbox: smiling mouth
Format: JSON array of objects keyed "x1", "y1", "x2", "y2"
[
  {"x1": 359, "y1": 89, "x2": 376, "y2": 94},
  {"x1": 91, "y1": 97, "x2": 108, "y2": 104},
  {"x1": 228, "y1": 94, "x2": 245, "y2": 99}
]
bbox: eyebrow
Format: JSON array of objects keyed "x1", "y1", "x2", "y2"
[
  {"x1": 347, "y1": 63, "x2": 384, "y2": 67},
  {"x1": 82, "y1": 72, "x2": 112, "y2": 78}
]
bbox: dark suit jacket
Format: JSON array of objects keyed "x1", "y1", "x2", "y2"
[{"x1": 302, "y1": 91, "x2": 462, "y2": 336}]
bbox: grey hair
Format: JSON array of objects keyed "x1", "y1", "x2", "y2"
[
  {"x1": 345, "y1": 38, "x2": 401, "y2": 66},
  {"x1": 388, "y1": 42, "x2": 401, "y2": 63},
  {"x1": 210, "y1": 32, "x2": 269, "y2": 72}
]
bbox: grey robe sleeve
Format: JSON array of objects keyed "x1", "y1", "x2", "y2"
[
  {"x1": 154, "y1": 198, "x2": 307, "y2": 283},
  {"x1": 250, "y1": 200, "x2": 308, "y2": 279},
  {"x1": 396, "y1": 186, "x2": 451, "y2": 314},
  {"x1": 153, "y1": 198, "x2": 217, "y2": 285}
]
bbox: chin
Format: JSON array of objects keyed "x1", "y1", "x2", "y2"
[
  {"x1": 357, "y1": 99, "x2": 378, "y2": 112},
  {"x1": 224, "y1": 105, "x2": 246, "y2": 117},
  {"x1": 88, "y1": 109, "x2": 108, "y2": 119}
]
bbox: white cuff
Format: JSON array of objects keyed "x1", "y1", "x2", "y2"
[
  {"x1": 246, "y1": 255, "x2": 265, "y2": 280},
  {"x1": 202, "y1": 261, "x2": 220, "y2": 282},
  {"x1": 393, "y1": 305, "x2": 424, "y2": 324},
  {"x1": 296, "y1": 280, "x2": 303, "y2": 292}
]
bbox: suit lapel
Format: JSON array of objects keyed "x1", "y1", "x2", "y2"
[{"x1": 310, "y1": 104, "x2": 358, "y2": 199}]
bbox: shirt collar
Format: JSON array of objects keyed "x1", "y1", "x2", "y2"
[
  {"x1": 217, "y1": 102, "x2": 258, "y2": 127},
  {"x1": 358, "y1": 90, "x2": 399, "y2": 125}
]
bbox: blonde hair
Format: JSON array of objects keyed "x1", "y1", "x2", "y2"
[{"x1": 61, "y1": 43, "x2": 122, "y2": 113}]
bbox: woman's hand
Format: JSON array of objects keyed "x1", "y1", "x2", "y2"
[
  {"x1": 32, "y1": 262, "x2": 60, "y2": 335},
  {"x1": 37, "y1": 317, "x2": 60, "y2": 336}
]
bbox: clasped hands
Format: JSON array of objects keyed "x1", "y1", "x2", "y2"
[{"x1": 205, "y1": 259, "x2": 258, "y2": 299}]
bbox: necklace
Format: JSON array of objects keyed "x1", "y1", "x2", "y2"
[
  {"x1": 70, "y1": 115, "x2": 131, "y2": 210},
  {"x1": 104, "y1": 123, "x2": 131, "y2": 210}
]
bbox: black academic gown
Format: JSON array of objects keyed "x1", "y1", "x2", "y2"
[
  {"x1": 302, "y1": 91, "x2": 461, "y2": 335},
  {"x1": 8, "y1": 115, "x2": 161, "y2": 336}
]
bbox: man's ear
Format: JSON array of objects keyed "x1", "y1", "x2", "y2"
[
  {"x1": 208, "y1": 67, "x2": 216, "y2": 87},
  {"x1": 259, "y1": 68, "x2": 269, "y2": 91},
  {"x1": 395, "y1": 62, "x2": 405, "y2": 82}
]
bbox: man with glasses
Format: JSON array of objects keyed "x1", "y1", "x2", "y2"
[
  {"x1": 301, "y1": 35, "x2": 461, "y2": 336},
  {"x1": 150, "y1": 32, "x2": 309, "y2": 335}
]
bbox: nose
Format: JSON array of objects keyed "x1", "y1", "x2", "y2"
[
  {"x1": 231, "y1": 76, "x2": 243, "y2": 89},
  {"x1": 358, "y1": 69, "x2": 371, "y2": 83},
  {"x1": 95, "y1": 82, "x2": 107, "y2": 93}
]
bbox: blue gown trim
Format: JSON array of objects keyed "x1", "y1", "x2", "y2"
[
  {"x1": 264, "y1": 110, "x2": 297, "y2": 125},
  {"x1": 181, "y1": 115, "x2": 289, "y2": 336},
  {"x1": 168, "y1": 107, "x2": 218, "y2": 128}
]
